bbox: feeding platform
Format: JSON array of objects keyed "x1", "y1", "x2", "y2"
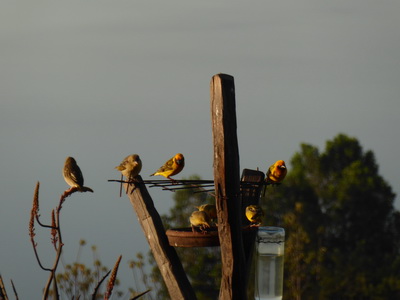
[
  {"x1": 113, "y1": 74, "x2": 269, "y2": 299},
  {"x1": 166, "y1": 227, "x2": 220, "y2": 247},
  {"x1": 166, "y1": 226, "x2": 260, "y2": 248}
]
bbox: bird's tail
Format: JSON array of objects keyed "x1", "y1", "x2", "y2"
[{"x1": 80, "y1": 186, "x2": 94, "y2": 193}]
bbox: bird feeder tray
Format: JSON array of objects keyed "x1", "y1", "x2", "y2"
[
  {"x1": 166, "y1": 226, "x2": 259, "y2": 248},
  {"x1": 166, "y1": 227, "x2": 220, "y2": 247}
]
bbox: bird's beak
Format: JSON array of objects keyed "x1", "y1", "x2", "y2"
[{"x1": 176, "y1": 159, "x2": 183, "y2": 165}]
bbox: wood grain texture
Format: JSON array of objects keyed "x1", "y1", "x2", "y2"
[
  {"x1": 125, "y1": 178, "x2": 197, "y2": 300},
  {"x1": 210, "y1": 74, "x2": 246, "y2": 299}
]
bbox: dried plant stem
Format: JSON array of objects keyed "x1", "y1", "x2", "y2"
[
  {"x1": 35, "y1": 215, "x2": 56, "y2": 229},
  {"x1": 104, "y1": 255, "x2": 122, "y2": 300},
  {"x1": 131, "y1": 289, "x2": 151, "y2": 300},
  {"x1": 91, "y1": 270, "x2": 111, "y2": 300},
  {"x1": 0, "y1": 275, "x2": 9, "y2": 300},
  {"x1": 29, "y1": 181, "x2": 94, "y2": 300},
  {"x1": 30, "y1": 183, "x2": 84, "y2": 300},
  {"x1": 29, "y1": 182, "x2": 52, "y2": 272},
  {"x1": 10, "y1": 280, "x2": 18, "y2": 300},
  {"x1": 42, "y1": 192, "x2": 67, "y2": 300}
]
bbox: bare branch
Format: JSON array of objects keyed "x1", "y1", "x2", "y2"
[
  {"x1": 51, "y1": 210, "x2": 58, "y2": 250},
  {"x1": 131, "y1": 289, "x2": 151, "y2": 300},
  {"x1": 35, "y1": 215, "x2": 56, "y2": 229},
  {"x1": 0, "y1": 275, "x2": 9, "y2": 300},
  {"x1": 91, "y1": 270, "x2": 111, "y2": 300},
  {"x1": 10, "y1": 280, "x2": 18, "y2": 300},
  {"x1": 30, "y1": 181, "x2": 93, "y2": 300},
  {"x1": 42, "y1": 202, "x2": 64, "y2": 300}
]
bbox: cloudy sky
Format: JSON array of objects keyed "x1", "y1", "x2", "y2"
[{"x1": 1, "y1": 0, "x2": 400, "y2": 298}]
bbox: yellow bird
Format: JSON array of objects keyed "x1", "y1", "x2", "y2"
[
  {"x1": 189, "y1": 210, "x2": 211, "y2": 233},
  {"x1": 115, "y1": 154, "x2": 142, "y2": 181},
  {"x1": 63, "y1": 157, "x2": 93, "y2": 192},
  {"x1": 150, "y1": 153, "x2": 185, "y2": 180},
  {"x1": 245, "y1": 205, "x2": 264, "y2": 227},
  {"x1": 196, "y1": 204, "x2": 217, "y2": 220},
  {"x1": 266, "y1": 160, "x2": 287, "y2": 184}
]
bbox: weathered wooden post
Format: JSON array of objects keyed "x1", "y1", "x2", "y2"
[
  {"x1": 210, "y1": 73, "x2": 247, "y2": 299},
  {"x1": 122, "y1": 73, "x2": 263, "y2": 299},
  {"x1": 125, "y1": 180, "x2": 197, "y2": 300}
]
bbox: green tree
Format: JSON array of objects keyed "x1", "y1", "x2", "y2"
[
  {"x1": 150, "y1": 175, "x2": 221, "y2": 300},
  {"x1": 265, "y1": 133, "x2": 400, "y2": 299}
]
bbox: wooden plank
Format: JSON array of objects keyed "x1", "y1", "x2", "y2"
[
  {"x1": 210, "y1": 73, "x2": 246, "y2": 299},
  {"x1": 125, "y1": 178, "x2": 197, "y2": 300}
]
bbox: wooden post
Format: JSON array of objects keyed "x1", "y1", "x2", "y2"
[
  {"x1": 125, "y1": 178, "x2": 197, "y2": 300},
  {"x1": 210, "y1": 74, "x2": 247, "y2": 299}
]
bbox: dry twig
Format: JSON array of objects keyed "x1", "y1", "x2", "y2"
[
  {"x1": 91, "y1": 270, "x2": 111, "y2": 300},
  {"x1": 131, "y1": 289, "x2": 151, "y2": 300},
  {"x1": 10, "y1": 280, "x2": 18, "y2": 300},
  {"x1": 0, "y1": 275, "x2": 9, "y2": 300},
  {"x1": 29, "y1": 183, "x2": 92, "y2": 300}
]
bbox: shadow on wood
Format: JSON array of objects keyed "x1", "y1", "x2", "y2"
[
  {"x1": 211, "y1": 73, "x2": 247, "y2": 299},
  {"x1": 125, "y1": 178, "x2": 197, "y2": 300}
]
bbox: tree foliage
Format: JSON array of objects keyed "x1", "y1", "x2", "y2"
[
  {"x1": 264, "y1": 133, "x2": 400, "y2": 299},
  {"x1": 149, "y1": 134, "x2": 400, "y2": 299}
]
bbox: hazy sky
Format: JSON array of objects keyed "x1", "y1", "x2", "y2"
[{"x1": 1, "y1": 1, "x2": 400, "y2": 298}]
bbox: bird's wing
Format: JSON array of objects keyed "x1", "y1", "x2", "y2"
[
  {"x1": 72, "y1": 166, "x2": 84, "y2": 186},
  {"x1": 157, "y1": 157, "x2": 174, "y2": 172}
]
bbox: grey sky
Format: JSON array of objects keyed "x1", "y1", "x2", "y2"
[{"x1": 1, "y1": 1, "x2": 400, "y2": 297}]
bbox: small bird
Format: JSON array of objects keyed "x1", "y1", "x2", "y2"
[
  {"x1": 63, "y1": 157, "x2": 93, "y2": 192},
  {"x1": 245, "y1": 205, "x2": 264, "y2": 227},
  {"x1": 189, "y1": 210, "x2": 211, "y2": 233},
  {"x1": 115, "y1": 154, "x2": 142, "y2": 196},
  {"x1": 196, "y1": 204, "x2": 217, "y2": 220},
  {"x1": 150, "y1": 153, "x2": 185, "y2": 180},
  {"x1": 266, "y1": 160, "x2": 287, "y2": 184},
  {"x1": 115, "y1": 154, "x2": 142, "y2": 181}
]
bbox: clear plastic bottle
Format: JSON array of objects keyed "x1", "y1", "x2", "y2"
[{"x1": 255, "y1": 227, "x2": 285, "y2": 300}]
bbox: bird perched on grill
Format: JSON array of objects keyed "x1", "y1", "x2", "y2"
[
  {"x1": 115, "y1": 154, "x2": 142, "y2": 181},
  {"x1": 189, "y1": 210, "x2": 211, "y2": 233},
  {"x1": 115, "y1": 154, "x2": 142, "y2": 196},
  {"x1": 63, "y1": 157, "x2": 93, "y2": 192},
  {"x1": 150, "y1": 153, "x2": 185, "y2": 181},
  {"x1": 266, "y1": 160, "x2": 287, "y2": 184},
  {"x1": 196, "y1": 204, "x2": 217, "y2": 221},
  {"x1": 245, "y1": 205, "x2": 264, "y2": 227}
]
